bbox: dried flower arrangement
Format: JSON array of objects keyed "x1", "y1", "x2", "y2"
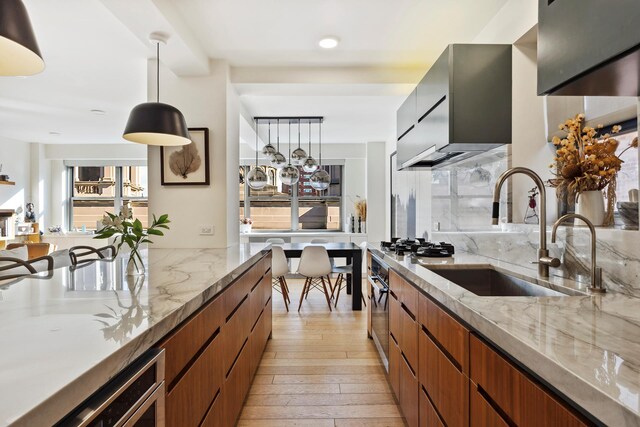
[
  {"x1": 548, "y1": 113, "x2": 638, "y2": 226},
  {"x1": 354, "y1": 199, "x2": 367, "y2": 222}
]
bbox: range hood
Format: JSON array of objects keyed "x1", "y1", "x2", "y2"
[{"x1": 396, "y1": 44, "x2": 512, "y2": 170}]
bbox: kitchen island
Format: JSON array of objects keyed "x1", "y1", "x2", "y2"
[
  {"x1": 368, "y1": 245, "x2": 640, "y2": 427},
  {"x1": 0, "y1": 243, "x2": 271, "y2": 427}
]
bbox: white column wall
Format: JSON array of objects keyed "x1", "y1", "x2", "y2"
[{"x1": 148, "y1": 59, "x2": 236, "y2": 248}]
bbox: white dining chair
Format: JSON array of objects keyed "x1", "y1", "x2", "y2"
[
  {"x1": 297, "y1": 245, "x2": 333, "y2": 312},
  {"x1": 266, "y1": 238, "x2": 285, "y2": 244},
  {"x1": 330, "y1": 263, "x2": 367, "y2": 308},
  {"x1": 271, "y1": 245, "x2": 291, "y2": 311}
]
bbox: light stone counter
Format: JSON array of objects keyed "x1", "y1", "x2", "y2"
[
  {"x1": 0, "y1": 243, "x2": 269, "y2": 427},
  {"x1": 369, "y1": 245, "x2": 640, "y2": 427}
]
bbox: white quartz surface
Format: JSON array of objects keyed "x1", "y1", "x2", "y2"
[
  {"x1": 242, "y1": 231, "x2": 366, "y2": 237},
  {"x1": 0, "y1": 244, "x2": 269, "y2": 427},
  {"x1": 369, "y1": 245, "x2": 640, "y2": 426}
]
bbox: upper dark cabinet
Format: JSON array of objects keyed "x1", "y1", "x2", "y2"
[
  {"x1": 396, "y1": 44, "x2": 512, "y2": 170},
  {"x1": 397, "y1": 89, "x2": 416, "y2": 141},
  {"x1": 538, "y1": 0, "x2": 640, "y2": 96}
]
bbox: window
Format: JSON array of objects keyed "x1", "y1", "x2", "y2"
[
  {"x1": 69, "y1": 166, "x2": 148, "y2": 230},
  {"x1": 240, "y1": 164, "x2": 344, "y2": 230}
]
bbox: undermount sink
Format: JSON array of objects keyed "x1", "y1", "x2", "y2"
[{"x1": 425, "y1": 267, "x2": 578, "y2": 297}]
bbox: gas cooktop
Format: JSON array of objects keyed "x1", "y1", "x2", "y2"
[{"x1": 380, "y1": 238, "x2": 455, "y2": 258}]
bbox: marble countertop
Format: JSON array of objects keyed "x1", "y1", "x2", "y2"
[
  {"x1": 241, "y1": 231, "x2": 366, "y2": 237},
  {"x1": 0, "y1": 243, "x2": 269, "y2": 427},
  {"x1": 368, "y1": 245, "x2": 640, "y2": 427}
]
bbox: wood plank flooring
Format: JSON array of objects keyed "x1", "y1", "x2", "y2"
[{"x1": 238, "y1": 278, "x2": 405, "y2": 427}]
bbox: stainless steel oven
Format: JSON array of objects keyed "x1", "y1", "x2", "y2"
[
  {"x1": 369, "y1": 255, "x2": 390, "y2": 371},
  {"x1": 58, "y1": 349, "x2": 165, "y2": 427}
]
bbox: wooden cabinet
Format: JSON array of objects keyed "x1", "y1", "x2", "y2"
[
  {"x1": 158, "y1": 253, "x2": 272, "y2": 427},
  {"x1": 420, "y1": 329, "x2": 468, "y2": 427},
  {"x1": 166, "y1": 331, "x2": 223, "y2": 427},
  {"x1": 538, "y1": 0, "x2": 640, "y2": 96},
  {"x1": 382, "y1": 261, "x2": 594, "y2": 427},
  {"x1": 420, "y1": 295, "x2": 468, "y2": 372},
  {"x1": 420, "y1": 386, "x2": 444, "y2": 427},
  {"x1": 469, "y1": 383, "x2": 508, "y2": 427},
  {"x1": 399, "y1": 355, "x2": 419, "y2": 427},
  {"x1": 389, "y1": 336, "x2": 401, "y2": 399},
  {"x1": 470, "y1": 334, "x2": 590, "y2": 427}
]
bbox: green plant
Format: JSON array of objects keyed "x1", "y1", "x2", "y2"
[{"x1": 94, "y1": 206, "x2": 170, "y2": 273}]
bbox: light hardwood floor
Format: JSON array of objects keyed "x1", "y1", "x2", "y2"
[{"x1": 238, "y1": 278, "x2": 405, "y2": 427}]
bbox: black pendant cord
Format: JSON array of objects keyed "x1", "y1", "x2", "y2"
[
  {"x1": 255, "y1": 119, "x2": 259, "y2": 167},
  {"x1": 156, "y1": 42, "x2": 160, "y2": 103},
  {"x1": 298, "y1": 119, "x2": 301, "y2": 149},
  {"x1": 276, "y1": 118, "x2": 280, "y2": 152},
  {"x1": 268, "y1": 121, "x2": 271, "y2": 145}
]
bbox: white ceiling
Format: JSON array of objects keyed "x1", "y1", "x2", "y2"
[
  {"x1": 0, "y1": 0, "x2": 147, "y2": 144},
  {"x1": 170, "y1": 0, "x2": 508, "y2": 67},
  {"x1": 0, "y1": 0, "x2": 509, "y2": 146}
]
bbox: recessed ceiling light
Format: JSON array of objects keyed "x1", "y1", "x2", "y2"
[
  {"x1": 49, "y1": 131, "x2": 60, "y2": 136},
  {"x1": 90, "y1": 109, "x2": 106, "y2": 115},
  {"x1": 319, "y1": 36, "x2": 340, "y2": 49}
]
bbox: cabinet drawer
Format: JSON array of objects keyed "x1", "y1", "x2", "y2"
[
  {"x1": 222, "y1": 296, "x2": 251, "y2": 375},
  {"x1": 223, "y1": 265, "x2": 257, "y2": 321},
  {"x1": 389, "y1": 337, "x2": 401, "y2": 400},
  {"x1": 389, "y1": 270, "x2": 403, "y2": 301},
  {"x1": 419, "y1": 294, "x2": 468, "y2": 373},
  {"x1": 400, "y1": 354, "x2": 419, "y2": 427},
  {"x1": 470, "y1": 335, "x2": 588, "y2": 427},
  {"x1": 223, "y1": 340, "x2": 251, "y2": 426},
  {"x1": 420, "y1": 329, "x2": 468, "y2": 427},
  {"x1": 470, "y1": 382, "x2": 508, "y2": 427},
  {"x1": 401, "y1": 281, "x2": 418, "y2": 317},
  {"x1": 200, "y1": 389, "x2": 223, "y2": 427},
  {"x1": 389, "y1": 293, "x2": 401, "y2": 344},
  {"x1": 249, "y1": 274, "x2": 268, "y2": 331},
  {"x1": 420, "y1": 386, "x2": 444, "y2": 427},
  {"x1": 166, "y1": 331, "x2": 223, "y2": 427},
  {"x1": 401, "y1": 305, "x2": 418, "y2": 373},
  {"x1": 250, "y1": 298, "x2": 272, "y2": 378},
  {"x1": 160, "y1": 294, "x2": 223, "y2": 389}
]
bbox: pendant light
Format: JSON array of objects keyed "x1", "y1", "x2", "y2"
[
  {"x1": 123, "y1": 32, "x2": 191, "y2": 146},
  {"x1": 279, "y1": 120, "x2": 300, "y2": 186},
  {"x1": 310, "y1": 120, "x2": 330, "y2": 191},
  {"x1": 0, "y1": 0, "x2": 44, "y2": 76},
  {"x1": 302, "y1": 120, "x2": 319, "y2": 173},
  {"x1": 247, "y1": 119, "x2": 268, "y2": 190},
  {"x1": 269, "y1": 119, "x2": 287, "y2": 169},
  {"x1": 262, "y1": 120, "x2": 277, "y2": 159},
  {"x1": 290, "y1": 119, "x2": 308, "y2": 166}
]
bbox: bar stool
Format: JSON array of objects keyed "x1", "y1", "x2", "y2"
[
  {"x1": 297, "y1": 246, "x2": 333, "y2": 312},
  {"x1": 330, "y1": 264, "x2": 367, "y2": 308},
  {"x1": 271, "y1": 245, "x2": 291, "y2": 311}
]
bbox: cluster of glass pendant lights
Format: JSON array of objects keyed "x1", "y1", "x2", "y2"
[{"x1": 247, "y1": 118, "x2": 330, "y2": 191}]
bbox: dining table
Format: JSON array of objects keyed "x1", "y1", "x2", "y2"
[{"x1": 279, "y1": 242, "x2": 364, "y2": 310}]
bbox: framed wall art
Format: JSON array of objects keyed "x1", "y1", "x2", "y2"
[{"x1": 161, "y1": 127, "x2": 210, "y2": 185}]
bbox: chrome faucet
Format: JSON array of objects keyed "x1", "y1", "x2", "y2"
[
  {"x1": 492, "y1": 167, "x2": 559, "y2": 277},
  {"x1": 551, "y1": 213, "x2": 605, "y2": 293}
]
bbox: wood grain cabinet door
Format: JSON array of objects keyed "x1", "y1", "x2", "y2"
[
  {"x1": 165, "y1": 331, "x2": 223, "y2": 427},
  {"x1": 421, "y1": 329, "x2": 469, "y2": 427},
  {"x1": 422, "y1": 296, "x2": 469, "y2": 373},
  {"x1": 419, "y1": 386, "x2": 444, "y2": 427},
  {"x1": 389, "y1": 336, "x2": 401, "y2": 400},
  {"x1": 389, "y1": 293, "x2": 402, "y2": 346},
  {"x1": 401, "y1": 305, "x2": 419, "y2": 373},
  {"x1": 470, "y1": 382, "x2": 508, "y2": 427},
  {"x1": 400, "y1": 354, "x2": 419, "y2": 427},
  {"x1": 470, "y1": 335, "x2": 590, "y2": 427}
]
